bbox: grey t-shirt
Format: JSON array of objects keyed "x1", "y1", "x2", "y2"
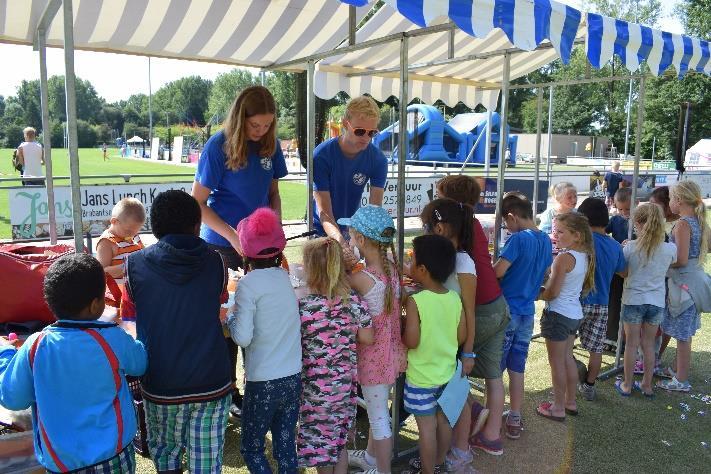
[{"x1": 622, "y1": 241, "x2": 677, "y2": 307}]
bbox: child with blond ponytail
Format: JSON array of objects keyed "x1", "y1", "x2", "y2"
[
  {"x1": 338, "y1": 205, "x2": 406, "y2": 474},
  {"x1": 615, "y1": 204, "x2": 676, "y2": 397},
  {"x1": 297, "y1": 237, "x2": 374, "y2": 473},
  {"x1": 537, "y1": 212, "x2": 595, "y2": 422},
  {"x1": 658, "y1": 181, "x2": 711, "y2": 392}
]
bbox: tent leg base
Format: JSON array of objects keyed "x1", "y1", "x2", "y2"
[{"x1": 597, "y1": 365, "x2": 623, "y2": 381}]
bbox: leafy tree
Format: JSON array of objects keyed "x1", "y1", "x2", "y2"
[
  {"x1": 0, "y1": 95, "x2": 5, "y2": 118},
  {"x1": 676, "y1": 0, "x2": 711, "y2": 38},
  {"x1": 207, "y1": 69, "x2": 258, "y2": 123},
  {"x1": 153, "y1": 76, "x2": 212, "y2": 126},
  {"x1": 12, "y1": 80, "x2": 42, "y2": 130},
  {"x1": 46, "y1": 75, "x2": 104, "y2": 124}
]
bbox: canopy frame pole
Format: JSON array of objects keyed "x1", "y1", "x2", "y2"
[
  {"x1": 623, "y1": 78, "x2": 634, "y2": 160},
  {"x1": 348, "y1": 6, "x2": 356, "y2": 46},
  {"x1": 393, "y1": 35, "x2": 409, "y2": 459},
  {"x1": 148, "y1": 57, "x2": 153, "y2": 147},
  {"x1": 62, "y1": 0, "x2": 84, "y2": 252},
  {"x1": 600, "y1": 75, "x2": 646, "y2": 381},
  {"x1": 533, "y1": 87, "x2": 544, "y2": 217},
  {"x1": 37, "y1": 27, "x2": 57, "y2": 244},
  {"x1": 484, "y1": 109, "x2": 492, "y2": 177},
  {"x1": 492, "y1": 53, "x2": 511, "y2": 259},
  {"x1": 546, "y1": 86, "x2": 554, "y2": 186},
  {"x1": 306, "y1": 60, "x2": 316, "y2": 232}
]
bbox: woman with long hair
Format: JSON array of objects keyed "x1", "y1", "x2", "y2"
[{"x1": 192, "y1": 85, "x2": 288, "y2": 417}]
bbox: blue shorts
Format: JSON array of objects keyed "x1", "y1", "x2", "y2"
[
  {"x1": 403, "y1": 380, "x2": 444, "y2": 416},
  {"x1": 621, "y1": 304, "x2": 664, "y2": 325},
  {"x1": 500, "y1": 313, "x2": 534, "y2": 373}
]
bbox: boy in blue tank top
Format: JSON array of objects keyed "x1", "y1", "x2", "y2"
[{"x1": 494, "y1": 192, "x2": 552, "y2": 440}]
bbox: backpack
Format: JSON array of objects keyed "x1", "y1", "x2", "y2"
[{"x1": 12, "y1": 150, "x2": 22, "y2": 172}]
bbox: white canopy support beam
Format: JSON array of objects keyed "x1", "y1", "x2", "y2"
[
  {"x1": 36, "y1": 28, "x2": 57, "y2": 245},
  {"x1": 32, "y1": 0, "x2": 61, "y2": 49},
  {"x1": 306, "y1": 61, "x2": 316, "y2": 232},
  {"x1": 62, "y1": 0, "x2": 84, "y2": 252},
  {"x1": 533, "y1": 88, "x2": 544, "y2": 217},
  {"x1": 492, "y1": 52, "x2": 511, "y2": 259}
]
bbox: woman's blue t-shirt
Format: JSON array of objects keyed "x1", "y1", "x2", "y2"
[{"x1": 195, "y1": 131, "x2": 288, "y2": 247}]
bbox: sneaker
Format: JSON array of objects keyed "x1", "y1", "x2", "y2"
[
  {"x1": 504, "y1": 413, "x2": 522, "y2": 440},
  {"x1": 654, "y1": 366, "x2": 672, "y2": 378},
  {"x1": 445, "y1": 448, "x2": 474, "y2": 472},
  {"x1": 470, "y1": 432, "x2": 503, "y2": 456},
  {"x1": 469, "y1": 400, "x2": 489, "y2": 437},
  {"x1": 402, "y1": 460, "x2": 444, "y2": 474},
  {"x1": 656, "y1": 377, "x2": 691, "y2": 392},
  {"x1": 633, "y1": 360, "x2": 644, "y2": 375},
  {"x1": 348, "y1": 450, "x2": 376, "y2": 471},
  {"x1": 578, "y1": 382, "x2": 596, "y2": 401}
]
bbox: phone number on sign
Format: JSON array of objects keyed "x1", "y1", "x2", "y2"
[{"x1": 361, "y1": 194, "x2": 423, "y2": 207}]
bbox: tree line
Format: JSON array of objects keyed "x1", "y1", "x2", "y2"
[{"x1": 0, "y1": 0, "x2": 707, "y2": 162}]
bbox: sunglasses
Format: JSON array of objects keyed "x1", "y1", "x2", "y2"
[{"x1": 346, "y1": 121, "x2": 379, "y2": 138}]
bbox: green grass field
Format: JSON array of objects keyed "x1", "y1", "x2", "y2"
[{"x1": 0, "y1": 148, "x2": 307, "y2": 239}]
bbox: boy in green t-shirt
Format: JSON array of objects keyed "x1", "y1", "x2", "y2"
[{"x1": 403, "y1": 234, "x2": 466, "y2": 474}]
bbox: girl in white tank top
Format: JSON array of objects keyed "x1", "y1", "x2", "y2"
[{"x1": 538, "y1": 213, "x2": 595, "y2": 422}]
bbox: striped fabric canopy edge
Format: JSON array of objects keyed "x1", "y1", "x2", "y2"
[
  {"x1": 586, "y1": 12, "x2": 711, "y2": 78},
  {"x1": 339, "y1": 0, "x2": 583, "y2": 64}
]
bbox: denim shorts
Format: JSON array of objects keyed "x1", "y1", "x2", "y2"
[
  {"x1": 621, "y1": 304, "x2": 664, "y2": 325},
  {"x1": 540, "y1": 309, "x2": 582, "y2": 342},
  {"x1": 501, "y1": 312, "x2": 534, "y2": 373}
]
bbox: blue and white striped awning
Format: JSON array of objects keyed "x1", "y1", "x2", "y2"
[
  {"x1": 339, "y1": 0, "x2": 583, "y2": 64},
  {"x1": 586, "y1": 13, "x2": 711, "y2": 77}
]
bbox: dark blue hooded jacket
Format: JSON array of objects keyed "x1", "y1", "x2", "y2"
[{"x1": 126, "y1": 234, "x2": 232, "y2": 404}]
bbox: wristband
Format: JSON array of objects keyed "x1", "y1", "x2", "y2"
[{"x1": 461, "y1": 352, "x2": 477, "y2": 359}]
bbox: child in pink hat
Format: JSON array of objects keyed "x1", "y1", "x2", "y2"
[{"x1": 226, "y1": 208, "x2": 303, "y2": 472}]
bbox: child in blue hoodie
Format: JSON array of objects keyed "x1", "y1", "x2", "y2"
[
  {"x1": 0, "y1": 253, "x2": 147, "y2": 473},
  {"x1": 122, "y1": 190, "x2": 233, "y2": 473}
]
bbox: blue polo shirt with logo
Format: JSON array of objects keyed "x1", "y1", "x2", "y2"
[
  {"x1": 312, "y1": 137, "x2": 388, "y2": 235},
  {"x1": 195, "y1": 131, "x2": 288, "y2": 247}
]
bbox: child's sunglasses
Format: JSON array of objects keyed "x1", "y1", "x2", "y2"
[{"x1": 346, "y1": 121, "x2": 379, "y2": 138}]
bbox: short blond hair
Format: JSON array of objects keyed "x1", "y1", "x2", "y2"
[
  {"x1": 112, "y1": 197, "x2": 146, "y2": 223},
  {"x1": 344, "y1": 96, "x2": 380, "y2": 121},
  {"x1": 23, "y1": 127, "x2": 36, "y2": 138}
]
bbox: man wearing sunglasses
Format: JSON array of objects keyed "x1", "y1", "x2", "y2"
[{"x1": 313, "y1": 96, "x2": 388, "y2": 249}]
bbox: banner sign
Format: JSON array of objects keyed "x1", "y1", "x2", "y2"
[
  {"x1": 361, "y1": 177, "x2": 439, "y2": 218},
  {"x1": 9, "y1": 183, "x2": 192, "y2": 240},
  {"x1": 362, "y1": 177, "x2": 549, "y2": 218}
]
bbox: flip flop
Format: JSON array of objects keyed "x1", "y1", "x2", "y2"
[
  {"x1": 633, "y1": 381, "x2": 655, "y2": 398},
  {"x1": 565, "y1": 407, "x2": 578, "y2": 416},
  {"x1": 615, "y1": 380, "x2": 631, "y2": 397},
  {"x1": 536, "y1": 402, "x2": 565, "y2": 422}
]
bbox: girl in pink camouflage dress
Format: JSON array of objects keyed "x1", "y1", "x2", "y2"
[{"x1": 297, "y1": 237, "x2": 374, "y2": 473}]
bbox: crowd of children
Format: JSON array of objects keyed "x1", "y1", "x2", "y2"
[{"x1": 0, "y1": 172, "x2": 709, "y2": 473}]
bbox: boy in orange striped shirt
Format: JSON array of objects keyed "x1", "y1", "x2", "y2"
[{"x1": 97, "y1": 198, "x2": 146, "y2": 316}]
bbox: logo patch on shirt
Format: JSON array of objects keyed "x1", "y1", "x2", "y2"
[
  {"x1": 260, "y1": 157, "x2": 272, "y2": 171},
  {"x1": 352, "y1": 172, "x2": 367, "y2": 186}
]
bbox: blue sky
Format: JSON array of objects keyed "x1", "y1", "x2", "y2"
[{"x1": 0, "y1": 1, "x2": 685, "y2": 103}]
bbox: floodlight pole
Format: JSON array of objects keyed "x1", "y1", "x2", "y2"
[
  {"x1": 492, "y1": 53, "x2": 511, "y2": 259},
  {"x1": 306, "y1": 61, "x2": 315, "y2": 231},
  {"x1": 533, "y1": 88, "x2": 544, "y2": 217},
  {"x1": 36, "y1": 28, "x2": 58, "y2": 245},
  {"x1": 62, "y1": 0, "x2": 84, "y2": 252},
  {"x1": 148, "y1": 57, "x2": 153, "y2": 147}
]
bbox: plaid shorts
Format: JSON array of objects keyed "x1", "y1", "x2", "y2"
[
  {"x1": 579, "y1": 304, "x2": 609, "y2": 354},
  {"x1": 144, "y1": 394, "x2": 230, "y2": 473},
  {"x1": 54, "y1": 443, "x2": 135, "y2": 474}
]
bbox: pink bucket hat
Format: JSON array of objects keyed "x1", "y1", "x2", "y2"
[{"x1": 236, "y1": 208, "x2": 286, "y2": 259}]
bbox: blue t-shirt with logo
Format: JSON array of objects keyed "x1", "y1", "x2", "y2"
[
  {"x1": 499, "y1": 229, "x2": 553, "y2": 315},
  {"x1": 581, "y1": 232, "x2": 626, "y2": 306},
  {"x1": 195, "y1": 131, "x2": 288, "y2": 247},
  {"x1": 312, "y1": 137, "x2": 388, "y2": 235}
]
